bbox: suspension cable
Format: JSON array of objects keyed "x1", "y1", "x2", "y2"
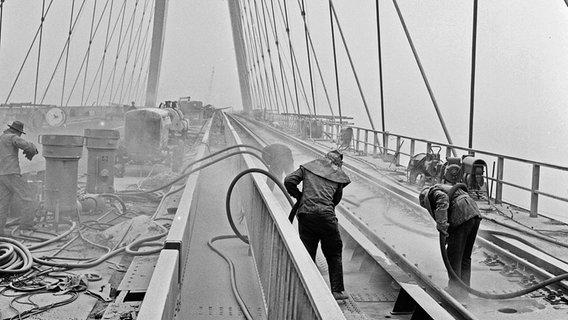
[
  {"x1": 39, "y1": 0, "x2": 87, "y2": 104},
  {"x1": 259, "y1": 0, "x2": 281, "y2": 114},
  {"x1": 125, "y1": 0, "x2": 153, "y2": 104},
  {"x1": 299, "y1": 0, "x2": 317, "y2": 118},
  {"x1": 61, "y1": 0, "x2": 77, "y2": 106},
  {"x1": 270, "y1": 0, "x2": 288, "y2": 113},
  {"x1": 328, "y1": 0, "x2": 342, "y2": 124},
  {"x1": 282, "y1": 0, "x2": 300, "y2": 114},
  {"x1": 390, "y1": 0, "x2": 456, "y2": 154},
  {"x1": 329, "y1": 0, "x2": 376, "y2": 131},
  {"x1": 33, "y1": 0, "x2": 46, "y2": 105},
  {"x1": 65, "y1": 0, "x2": 111, "y2": 106},
  {"x1": 4, "y1": 0, "x2": 55, "y2": 104},
  {"x1": 376, "y1": 0, "x2": 386, "y2": 135},
  {"x1": 252, "y1": 0, "x2": 276, "y2": 113},
  {"x1": 0, "y1": 0, "x2": 4, "y2": 51}
]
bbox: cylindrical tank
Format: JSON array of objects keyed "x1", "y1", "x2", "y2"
[
  {"x1": 84, "y1": 129, "x2": 120, "y2": 193},
  {"x1": 124, "y1": 108, "x2": 171, "y2": 162},
  {"x1": 40, "y1": 135, "x2": 84, "y2": 216}
]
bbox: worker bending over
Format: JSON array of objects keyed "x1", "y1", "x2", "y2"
[{"x1": 419, "y1": 164, "x2": 482, "y2": 298}]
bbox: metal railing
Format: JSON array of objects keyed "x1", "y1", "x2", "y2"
[
  {"x1": 223, "y1": 113, "x2": 346, "y2": 320},
  {"x1": 272, "y1": 115, "x2": 568, "y2": 219}
]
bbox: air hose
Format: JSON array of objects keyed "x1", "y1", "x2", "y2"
[
  {"x1": 439, "y1": 183, "x2": 568, "y2": 299},
  {"x1": 117, "y1": 149, "x2": 268, "y2": 196},
  {"x1": 225, "y1": 168, "x2": 295, "y2": 244},
  {"x1": 0, "y1": 237, "x2": 34, "y2": 274}
]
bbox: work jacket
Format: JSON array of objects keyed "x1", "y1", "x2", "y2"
[
  {"x1": 420, "y1": 183, "x2": 481, "y2": 228},
  {"x1": 0, "y1": 130, "x2": 37, "y2": 175},
  {"x1": 284, "y1": 158, "x2": 350, "y2": 217}
]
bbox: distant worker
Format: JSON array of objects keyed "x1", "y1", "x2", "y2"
[
  {"x1": 0, "y1": 121, "x2": 39, "y2": 235},
  {"x1": 284, "y1": 150, "x2": 351, "y2": 300},
  {"x1": 419, "y1": 164, "x2": 482, "y2": 299},
  {"x1": 128, "y1": 101, "x2": 136, "y2": 111},
  {"x1": 261, "y1": 144, "x2": 294, "y2": 190}
]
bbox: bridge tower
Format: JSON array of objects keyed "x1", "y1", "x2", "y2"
[
  {"x1": 145, "y1": 0, "x2": 169, "y2": 108},
  {"x1": 228, "y1": 1, "x2": 252, "y2": 111}
]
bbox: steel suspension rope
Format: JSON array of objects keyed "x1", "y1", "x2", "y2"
[
  {"x1": 129, "y1": 1, "x2": 154, "y2": 104},
  {"x1": 468, "y1": 0, "x2": 479, "y2": 149},
  {"x1": 95, "y1": 0, "x2": 118, "y2": 105},
  {"x1": 246, "y1": 0, "x2": 271, "y2": 112},
  {"x1": 0, "y1": 0, "x2": 3, "y2": 51},
  {"x1": 115, "y1": 0, "x2": 141, "y2": 105},
  {"x1": 65, "y1": 0, "x2": 111, "y2": 106},
  {"x1": 241, "y1": 1, "x2": 265, "y2": 111},
  {"x1": 282, "y1": 0, "x2": 301, "y2": 114},
  {"x1": 329, "y1": 0, "x2": 376, "y2": 131},
  {"x1": 299, "y1": 0, "x2": 317, "y2": 118},
  {"x1": 81, "y1": 0, "x2": 99, "y2": 106},
  {"x1": 33, "y1": 0, "x2": 46, "y2": 104},
  {"x1": 269, "y1": 0, "x2": 289, "y2": 113},
  {"x1": 60, "y1": 0, "x2": 78, "y2": 106},
  {"x1": 275, "y1": 0, "x2": 315, "y2": 117},
  {"x1": 4, "y1": 0, "x2": 55, "y2": 104},
  {"x1": 298, "y1": 12, "x2": 335, "y2": 120},
  {"x1": 252, "y1": 0, "x2": 277, "y2": 113},
  {"x1": 237, "y1": 1, "x2": 259, "y2": 110},
  {"x1": 259, "y1": 0, "x2": 281, "y2": 114},
  {"x1": 104, "y1": 0, "x2": 128, "y2": 105},
  {"x1": 123, "y1": 0, "x2": 153, "y2": 105},
  {"x1": 39, "y1": 0, "x2": 87, "y2": 104},
  {"x1": 328, "y1": 0, "x2": 342, "y2": 124},
  {"x1": 376, "y1": 0, "x2": 386, "y2": 135},
  {"x1": 390, "y1": 0, "x2": 456, "y2": 155}
]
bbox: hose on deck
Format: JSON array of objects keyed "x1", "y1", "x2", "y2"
[{"x1": 440, "y1": 184, "x2": 568, "y2": 299}]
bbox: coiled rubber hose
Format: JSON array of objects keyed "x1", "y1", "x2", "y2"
[
  {"x1": 0, "y1": 237, "x2": 34, "y2": 274},
  {"x1": 440, "y1": 183, "x2": 568, "y2": 299}
]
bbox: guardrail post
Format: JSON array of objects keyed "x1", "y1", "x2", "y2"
[
  {"x1": 495, "y1": 157, "x2": 504, "y2": 204},
  {"x1": 335, "y1": 124, "x2": 340, "y2": 143},
  {"x1": 395, "y1": 136, "x2": 401, "y2": 166},
  {"x1": 410, "y1": 139, "x2": 415, "y2": 158},
  {"x1": 446, "y1": 147, "x2": 452, "y2": 160},
  {"x1": 426, "y1": 142, "x2": 432, "y2": 154},
  {"x1": 384, "y1": 133, "x2": 390, "y2": 155},
  {"x1": 356, "y1": 128, "x2": 361, "y2": 153},
  {"x1": 364, "y1": 130, "x2": 369, "y2": 155},
  {"x1": 373, "y1": 133, "x2": 379, "y2": 156},
  {"x1": 530, "y1": 164, "x2": 540, "y2": 218}
]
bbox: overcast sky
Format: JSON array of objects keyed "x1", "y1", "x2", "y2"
[{"x1": 1, "y1": 0, "x2": 568, "y2": 167}]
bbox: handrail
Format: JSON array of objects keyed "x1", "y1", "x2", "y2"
[{"x1": 273, "y1": 114, "x2": 568, "y2": 219}]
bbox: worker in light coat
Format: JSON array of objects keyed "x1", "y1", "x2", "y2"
[
  {"x1": 284, "y1": 150, "x2": 351, "y2": 300},
  {"x1": 0, "y1": 121, "x2": 39, "y2": 235}
]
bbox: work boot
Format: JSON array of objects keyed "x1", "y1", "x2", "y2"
[{"x1": 332, "y1": 291, "x2": 348, "y2": 300}]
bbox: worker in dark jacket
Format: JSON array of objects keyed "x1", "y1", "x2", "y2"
[
  {"x1": 284, "y1": 150, "x2": 351, "y2": 300},
  {"x1": 419, "y1": 164, "x2": 482, "y2": 298},
  {"x1": 0, "y1": 121, "x2": 39, "y2": 235}
]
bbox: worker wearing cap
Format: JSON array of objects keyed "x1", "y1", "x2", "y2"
[
  {"x1": 284, "y1": 150, "x2": 351, "y2": 300},
  {"x1": 419, "y1": 164, "x2": 482, "y2": 298},
  {"x1": 0, "y1": 121, "x2": 39, "y2": 235}
]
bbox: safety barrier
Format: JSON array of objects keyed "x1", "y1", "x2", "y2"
[
  {"x1": 272, "y1": 113, "x2": 568, "y2": 219},
  {"x1": 222, "y1": 113, "x2": 346, "y2": 319},
  {"x1": 137, "y1": 117, "x2": 213, "y2": 320}
]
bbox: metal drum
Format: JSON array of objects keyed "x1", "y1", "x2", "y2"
[
  {"x1": 84, "y1": 129, "x2": 120, "y2": 194},
  {"x1": 40, "y1": 135, "x2": 84, "y2": 216}
]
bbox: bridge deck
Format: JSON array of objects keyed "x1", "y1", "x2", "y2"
[{"x1": 174, "y1": 151, "x2": 267, "y2": 320}]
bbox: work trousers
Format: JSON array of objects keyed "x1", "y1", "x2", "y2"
[
  {"x1": 0, "y1": 174, "x2": 35, "y2": 234},
  {"x1": 298, "y1": 213, "x2": 344, "y2": 293},
  {"x1": 446, "y1": 216, "x2": 481, "y2": 293}
]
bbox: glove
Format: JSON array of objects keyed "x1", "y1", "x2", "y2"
[
  {"x1": 24, "y1": 151, "x2": 35, "y2": 160},
  {"x1": 436, "y1": 222, "x2": 449, "y2": 237}
]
